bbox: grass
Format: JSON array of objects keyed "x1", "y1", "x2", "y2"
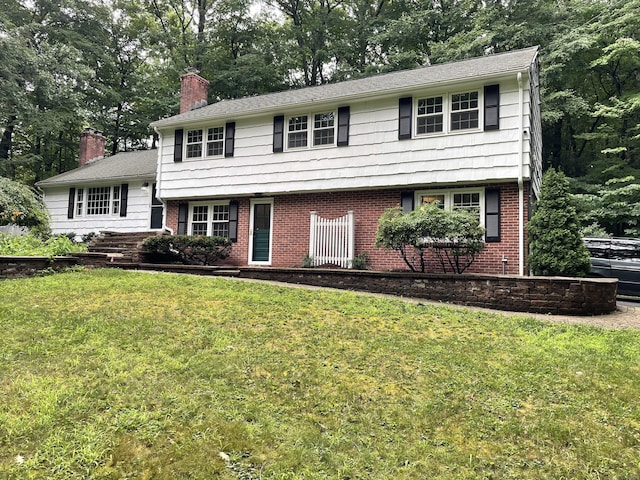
[{"x1": 1, "y1": 269, "x2": 639, "y2": 479}]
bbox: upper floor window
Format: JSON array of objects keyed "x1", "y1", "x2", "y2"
[
  {"x1": 451, "y1": 92, "x2": 479, "y2": 130},
  {"x1": 413, "y1": 90, "x2": 480, "y2": 136},
  {"x1": 287, "y1": 111, "x2": 336, "y2": 149},
  {"x1": 417, "y1": 96, "x2": 443, "y2": 134},
  {"x1": 189, "y1": 202, "x2": 230, "y2": 237},
  {"x1": 186, "y1": 127, "x2": 225, "y2": 159}
]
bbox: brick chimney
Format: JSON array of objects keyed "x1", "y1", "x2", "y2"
[
  {"x1": 180, "y1": 71, "x2": 209, "y2": 114},
  {"x1": 79, "y1": 128, "x2": 106, "y2": 167}
]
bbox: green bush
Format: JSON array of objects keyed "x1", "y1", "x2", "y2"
[
  {"x1": 0, "y1": 233, "x2": 87, "y2": 257},
  {"x1": 528, "y1": 169, "x2": 591, "y2": 276},
  {"x1": 375, "y1": 203, "x2": 485, "y2": 273},
  {"x1": 0, "y1": 176, "x2": 50, "y2": 235},
  {"x1": 143, "y1": 235, "x2": 232, "y2": 266}
]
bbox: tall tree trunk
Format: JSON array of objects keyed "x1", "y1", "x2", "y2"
[{"x1": 0, "y1": 116, "x2": 16, "y2": 160}]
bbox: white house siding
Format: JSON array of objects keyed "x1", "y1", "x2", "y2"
[
  {"x1": 157, "y1": 75, "x2": 534, "y2": 200},
  {"x1": 42, "y1": 181, "x2": 155, "y2": 236}
]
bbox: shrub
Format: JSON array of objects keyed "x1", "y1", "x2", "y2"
[
  {"x1": 0, "y1": 177, "x2": 49, "y2": 236},
  {"x1": 0, "y1": 233, "x2": 87, "y2": 257},
  {"x1": 351, "y1": 252, "x2": 369, "y2": 270},
  {"x1": 528, "y1": 168, "x2": 591, "y2": 276},
  {"x1": 143, "y1": 235, "x2": 232, "y2": 266},
  {"x1": 375, "y1": 203, "x2": 485, "y2": 273}
]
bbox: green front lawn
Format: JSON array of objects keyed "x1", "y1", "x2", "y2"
[{"x1": 1, "y1": 269, "x2": 639, "y2": 479}]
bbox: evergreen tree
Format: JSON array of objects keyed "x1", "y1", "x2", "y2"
[{"x1": 528, "y1": 169, "x2": 591, "y2": 276}]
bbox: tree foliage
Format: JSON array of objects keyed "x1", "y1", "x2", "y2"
[
  {"x1": 528, "y1": 169, "x2": 591, "y2": 277},
  {"x1": 375, "y1": 203, "x2": 485, "y2": 273}
]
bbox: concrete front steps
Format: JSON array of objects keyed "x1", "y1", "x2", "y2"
[{"x1": 88, "y1": 231, "x2": 165, "y2": 263}]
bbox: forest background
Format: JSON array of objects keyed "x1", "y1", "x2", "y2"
[{"x1": 1, "y1": 0, "x2": 639, "y2": 236}]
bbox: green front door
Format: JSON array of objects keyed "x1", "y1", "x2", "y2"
[{"x1": 252, "y1": 203, "x2": 271, "y2": 262}]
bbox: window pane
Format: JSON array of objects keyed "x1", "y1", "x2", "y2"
[
  {"x1": 288, "y1": 131, "x2": 307, "y2": 148},
  {"x1": 314, "y1": 112, "x2": 334, "y2": 129},
  {"x1": 451, "y1": 111, "x2": 479, "y2": 130},
  {"x1": 211, "y1": 204, "x2": 229, "y2": 222},
  {"x1": 453, "y1": 192, "x2": 481, "y2": 217},
  {"x1": 313, "y1": 128, "x2": 335, "y2": 145},
  {"x1": 192, "y1": 223, "x2": 208, "y2": 235},
  {"x1": 192, "y1": 205, "x2": 208, "y2": 222},
  {"x1": 288, "y1": 116, "x2": 308, "y2": 132}
]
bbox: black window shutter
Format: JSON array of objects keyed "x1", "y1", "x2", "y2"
[
  {"x1": 398, "y1": 97, "x2": 412, "y2": 140},
  {"x1": 174, "y1": 128, "x2": 184, "y2": 162},
  {"x1": 67, "y1": 187, "x2": 76, "y2": 219},
  {"x1": 228, "y1": 200, "x2": 239, "y2": 242},
  {"x1": 401, "y1": 191, "x2": 414, "y2": 213},
  {"x1": 273, "y1": 115, "x2": 284, "y2": 152},
  {"x1": 485, "y1": 188, "x2": 500, "y2": 242},
  {"x1": 484, "y1": 84, "x2": 500, "y2": 131},
  {"x1": 178, "y1": 203, "x2": 189, "y2": 235},
  {"x1": 119, "y1": 183, "x2": 129, "y2": 217},
  {"x1": 225, "y1": 121, "x2": 235, "y2": 157},
  {"x1": 337, "y1": 106, "x2": 350, "y2": 146}
]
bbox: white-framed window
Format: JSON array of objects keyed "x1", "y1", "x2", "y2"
[
  {"x1": 76, "y1": 188, "x2": 84, "y2": 216},
  {"x1": 417, "y1": 96, "x2": 444, "y2": 134},
  {"x1": 189, "y1": 202, "x2": 230, "y2": 237},
  {"x1": 415, "y1": 188, "x2": 484, "y2": 223},
  {"x1": 76, "y1": 186, "x2": 121, "y2": 216},
  {"x1": 186, "y1": 129, "x2": 203, "y2": 158},
  {"x1": 111, "y1": 185, "x2": 121, "y2": 215},
  {"x1": 414, "y1": 90, "x2": 480, "y2": 136},
  {"x1": 451, "y1": 91, "x2": 479, "y2": 130},
  {"x1": 287, "y1": 111, "x2": 336, "y2": 149},
  {"x1": 185, "y1": 127, "x2": 225, "y2": 159}
]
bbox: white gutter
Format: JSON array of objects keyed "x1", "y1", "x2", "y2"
[
  {"x1": 517, "y1": 72, "x2": 525, "y2": 276},
  {"x1": 154, "y1": 127, "x2": 173, "y2": 234}
]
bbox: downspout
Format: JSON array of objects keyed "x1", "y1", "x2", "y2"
[
  {"x1": 517, "y1": 72, "x2": 525, "y2": 276},
  {"x1": 154, "y1": 127, "x2": 173, "y2": 234}
]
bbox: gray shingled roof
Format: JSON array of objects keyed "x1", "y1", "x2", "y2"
[
  {"x1": 151, "y1": 46, "x2": 539, "y2": 128},
  {"x1": 36, "y1": 149, "x2": 157, "y2": 187}
]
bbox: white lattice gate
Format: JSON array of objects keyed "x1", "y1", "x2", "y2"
[{"x1": 309, "y1": 211, "x2": 355, "y2": 268}]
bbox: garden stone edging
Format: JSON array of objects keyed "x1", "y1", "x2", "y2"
[{"x1": 130, "y1": 263, "x2": 617, "y2": 316}]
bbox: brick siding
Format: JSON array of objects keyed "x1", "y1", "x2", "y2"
[{"x1": 165, "y1": 181, "x2": 531, "y2": 274}]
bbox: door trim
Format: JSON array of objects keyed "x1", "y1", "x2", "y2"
[{"x1": 248, "y1": 197, "x2": 274, "y2": 265}]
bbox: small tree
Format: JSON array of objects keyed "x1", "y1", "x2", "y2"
[
  {"x1": 375, "y1": 203, "x2": 485, "y2": 273},
  {"x1": 528, "y1": 168, "x2": 591, "y2": 276},
  {"x1": 0, "y1": 176, "x2": 49, "y2": 236}
]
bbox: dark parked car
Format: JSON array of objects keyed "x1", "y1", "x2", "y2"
[{"x1": 583, "y1": 237, "x2": 640, "y2": 297}]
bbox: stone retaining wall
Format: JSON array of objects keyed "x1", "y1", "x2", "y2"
[
  {"x1": 0, "y1": 253, "x2": 115, "y2": 279},
  {"x1": 0, "y1": 256, "x2": 78, "y2": 278},
  {"x1": 133, "y1": 264, "x2": 617, "y2": 316},
  {"x1": 0, "y1": 256, "x2": 618, "y2": 315}
]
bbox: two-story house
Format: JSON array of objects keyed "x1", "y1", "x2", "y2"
[{"x1": 150, "y1": 46, "x2": 541, "y2": 275}]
